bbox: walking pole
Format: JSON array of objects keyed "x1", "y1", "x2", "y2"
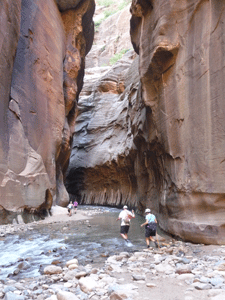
[{"x1": 156, "y1": 233, "x2": 160, "y2": 248}]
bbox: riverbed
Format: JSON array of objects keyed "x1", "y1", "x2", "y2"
[
  {"x1": 0, "y1": 206, "x2": 153, "y2": 280},
  {"x1": 1, "y1": 206, "x2": 225, "y2": 300}
]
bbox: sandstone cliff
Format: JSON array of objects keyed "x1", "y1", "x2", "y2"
[
  {"x1": 67, "y1": 0, "x2": 225, "y2": 244},
  {"x1": 0, "y1": 0, "x2": 94, "y2": 223}
]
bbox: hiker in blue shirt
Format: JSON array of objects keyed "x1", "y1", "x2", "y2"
[{"x1": 141, "y1": 208, "x2": 158, "y2": 248}]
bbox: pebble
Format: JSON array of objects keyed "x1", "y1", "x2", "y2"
[
  {"x1": 146, "y1": 283, "x2": 156, "y2": 288},
  {"x1": 1, "y1": 224, "x2": 225, "y2": 300},
  {"x1": 44, "y1": 265, "x2": 63, "y2": 275}
]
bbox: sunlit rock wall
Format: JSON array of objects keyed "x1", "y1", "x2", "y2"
[
  {"x1": 129, "y1": 0, "x2": 225, "y2": 244},
  {"x1": 0, "y1": 0, "x2": 94, "y2": 223}
]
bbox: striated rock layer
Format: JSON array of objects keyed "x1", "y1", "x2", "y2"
[
  {"x1": 0, "y1": 0, "x2": 94, "y2": 223},
  {"x1": 130, "y1": 0, "x2": 225, "y2": 244},
  {"x1": 66, "y1": 50, "x2": 140, "y2": 207},
  {"x1": 67, "y1": 0, "x2": 225, "y2": 244}
]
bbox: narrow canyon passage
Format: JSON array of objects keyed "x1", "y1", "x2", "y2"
[
  {"x1": 1, "y1": 0, "x2": 225, "y2": 245},
  {"x1": 66, "y1": 0, "x2": 225, "y2": 245}
]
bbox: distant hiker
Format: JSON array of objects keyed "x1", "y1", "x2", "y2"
[
  {"x1": 67, "y1": 201, "x2": 74, "y2": 217},
  {"x1": 141, "y1": 208, "x2": 157, "y2": 248},
  {"x1": 116, "y1": 205, "x2": 135, "y2": 242},
  {"x1": 73, "y1": 200, "x2": 78, "y2": 214}
]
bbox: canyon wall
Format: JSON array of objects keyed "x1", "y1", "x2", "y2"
[
  {"x1": 0, "y1": 0, "x2": 94, "y2": 223},
  {"x1": 130, "y1": 0, "x2": 225, "y2": 244},
  {"x1": 67, "y1": 0, "x2": 225, "y2": 244}
]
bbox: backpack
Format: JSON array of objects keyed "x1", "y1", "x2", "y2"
[{"x1": 123, "y1": 212, "x2": 130, "y2": 224}]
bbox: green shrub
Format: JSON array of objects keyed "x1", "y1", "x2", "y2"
[
  {"x1": 95, "y1": 0, "x2": 132, "y2": 29},
  {"x1": 118, "y1": 0, "x2": 131, "y2": 10},
  {"x1": 96, "y1": 0, "x2": 114, "y2": 7},
  {"x1": 104, "y1": 9, "x2": 116, "y2": 18},
  {"x1": 109, "y1": 49, "x2": 129, "y2": 65}
]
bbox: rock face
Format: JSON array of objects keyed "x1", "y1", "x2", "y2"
[
  {"x1": 129, "y1": 0, "x2": 225, "y2": 244},
  {"x1": 0, "y1": 0, "x2": 94, "y2": 223},
  {"x1": 66, "y1": 50, "x2": 140, "y2": 206},
  {"x1": 67, "y1": 0, "x2": 225, "y2": 244}
]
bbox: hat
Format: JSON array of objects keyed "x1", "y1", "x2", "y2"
[
  {"x1": 123, "y1": 205, "x2": 128, "y2": 209},
  {"x1": 145, "y1": 208, "x2": 151, "y2": 213}
]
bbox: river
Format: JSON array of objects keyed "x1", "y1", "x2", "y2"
[{"x1": 0, "y1": 206, "x2": 152, "y2": 280}]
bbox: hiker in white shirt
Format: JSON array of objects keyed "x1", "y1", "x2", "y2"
[{"x1": 116, "y1": 205, "x2": 135, "y2": 241}]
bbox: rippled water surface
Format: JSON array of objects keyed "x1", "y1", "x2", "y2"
[{"x1": 0, "y1": 206, "x2": 155, "y2": 280}]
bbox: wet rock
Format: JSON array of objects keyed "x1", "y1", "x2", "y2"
[
  {"x1": 66, "y1": 259, "x2": 78, "y2": 267},
  {"x1": 44, "y1": 265, "x2": 63, "y2": 275},
  {"x1": 75, "y1": 271, "x2": 87, "y2": 279},
  {"x1": 68, "y1": 264, "x2": 78, "y2": 270}
]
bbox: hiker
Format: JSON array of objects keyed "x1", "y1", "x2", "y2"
[
  {"x1": 73, "y1": 200, "x2": 78, "y2": 214},
  {"x1": 67, "y1": 201, "x2": 74, "y2": 217},
  {"x1": 141, "y1": 208, "x2": 158, "y2": 248},
  {"x1": 116, "y1": 205, "x2": 135, "y2": 242}
]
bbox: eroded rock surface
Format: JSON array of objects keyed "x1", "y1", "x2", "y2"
[
  {"x1": 67, "y1": 0, "x2": 225, "y2": 244},
  {"x1": 129, "y1": 0, "x2": 225, "y2": 244},
  {"x1": 0, "y1": 0, "x2": 94, "y2": 223},
  {"x1": 66, "y1": 50, "x2": 141, "y2": 206}
]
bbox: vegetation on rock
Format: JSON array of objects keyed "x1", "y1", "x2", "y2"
[{"x1": 95, "y1": 0, "x2": 131, "y2": 30}]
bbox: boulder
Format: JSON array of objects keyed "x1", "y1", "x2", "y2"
[
  {"x1": 66, "y1": 258, "x2": 78, "y2": 267},
  {"x1": 78, "y1": 276, "x2": 99, "y2": 293},
  {"x1": 43, "y1": 265, "x2": 63, "y2": 275}
]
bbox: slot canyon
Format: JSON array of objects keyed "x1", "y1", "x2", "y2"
[{"x1": 1, "y1": 0, "x2": 225, "y2": 245}]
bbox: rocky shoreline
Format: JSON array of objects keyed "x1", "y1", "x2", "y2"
[
  {"x1": 1, "y1": 240, "x2": 225, "y2": 300},
  {"x1": 1, "y1": 207, "x2": 225, "y2": 300}
]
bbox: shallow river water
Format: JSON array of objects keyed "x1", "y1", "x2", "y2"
[{"x1": 0, "y1": 206, "x2": 151, "y2": 280}]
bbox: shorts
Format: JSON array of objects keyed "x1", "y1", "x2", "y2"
[
  {"x1": 120, "y1": 225, "x2": 130, "y2": 234},
  {"x1": 145, "y1": 222, "x2": 157, "y2": 237}
]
